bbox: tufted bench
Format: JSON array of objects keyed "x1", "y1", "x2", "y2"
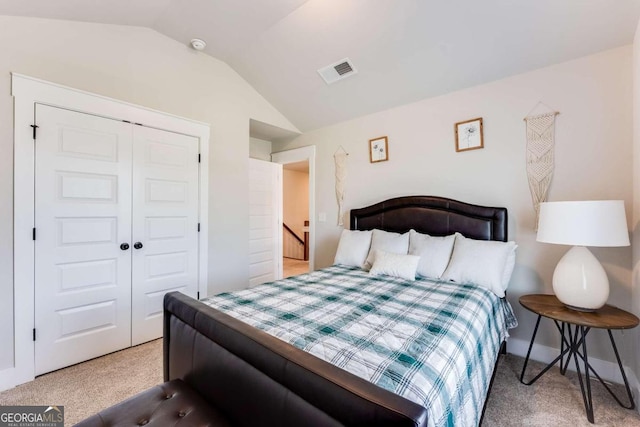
[{"x1": 75, "y1": 380, "x2": 231, "y2": 427}]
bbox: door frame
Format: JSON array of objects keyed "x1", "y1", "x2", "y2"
[
  {"x1": 271, "y1": 146, "x2": 316, "y2": 272},
  {"x1": 8, "y1": 73, "x2": 210, "y2": 388}
]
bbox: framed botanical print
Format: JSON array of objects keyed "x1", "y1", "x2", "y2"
[
  {"x1": 455, "y1": 118, "x2": 484, "y2": 152},
  {"x1": 369, "y1": 136, "x2": 388, "y2": 163}
]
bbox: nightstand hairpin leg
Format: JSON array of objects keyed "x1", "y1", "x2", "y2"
[
  {"x1": 523, "y1": 322, "x2": 635, "y2": 424},
  {"x1": 606, "y1": 330, "x2": 635, "y2": 409},
  {"x1": 571, "y1": 330, "x2": 636, "y2": 410},
  {"x1": 520, "y1": 316, "x2": 572, "y2": 386},
  {"x1": 519, "y1": 315, "x2": 540, "y2": 384},
  {"x1": 519, "y1": 294, "x2": 639, "y2": 424},
  {"x1": 557, "y1": 320, "x2": 574, "y2": 375},
  {"x1": 569, "y1": 325, "x2": 594, "y2": 423}
]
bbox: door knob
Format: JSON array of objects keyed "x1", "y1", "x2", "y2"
[
  {"x1": 133, "y1": 242, "x2": 144, "y2": 250},
  {"x1": 120, "y1": 243, "x2": 130, "y2": 250}
]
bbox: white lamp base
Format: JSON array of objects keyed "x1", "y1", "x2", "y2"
[{"x1": 552, "y1": 246, "x2": 609, "y2": 311}]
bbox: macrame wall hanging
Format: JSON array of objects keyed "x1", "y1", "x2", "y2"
[
  {"x1": 524, "y1": 105, "x2": 559, "y2": 228},
  {"x1": 334, "y1": 146, "x2": 349, "y2": 226}
]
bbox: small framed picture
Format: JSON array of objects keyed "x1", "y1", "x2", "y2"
[
  {"x1": 369, "y1": 136, "x2": 388, "y2": 163},
  {"x1": 455, "y1": 117, "x2": 484, "y2": 152}
]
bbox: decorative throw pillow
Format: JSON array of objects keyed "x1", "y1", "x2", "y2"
[
  {"x1": 408, "y1": 230, "x2": 456, "y2": 279},
  {"x1": 441, "y1": 233, "x2": 517, "y2": 297},
  {"x1": 333, "y1": 229, "x2": 373, "y2": 268},
  {"x1": 364, "y1": 229, "x2": 410, "y2": 270},
  {"x1": 369, "y1": 250, "x2": 420, "y2": 281}
]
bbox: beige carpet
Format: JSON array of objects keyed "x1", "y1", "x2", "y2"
[
  {"x1": 1, "y1": 343, "x2": 639, "y2": 426},
  {"x1": 485, "y1": 354, "x2": 640, "y2": 426},
  {"x1": 0, "y1": 340, "x2": 163, "y2": 426}
]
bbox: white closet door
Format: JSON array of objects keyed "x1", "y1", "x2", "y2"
[
  {"x1": 34, "y1": 105, "x2": 133, "y2": 375},
  {"x1": 249, "y1": 158, "x2": 283, "y2": 287},
  {"x1": 131, "y1": 126, "x2": 200, "y2": 345}
]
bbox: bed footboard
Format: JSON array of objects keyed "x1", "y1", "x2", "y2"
[{"x1": 163, "y1": 291, "x2": 428, "y2": 427}]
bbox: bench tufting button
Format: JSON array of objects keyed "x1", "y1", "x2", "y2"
[
  {"x1": 138, "y1": 419, "x2": 149, "y2": 426},
  {"x1": 178, "y1": 411, "x2": 186, "y2": 418}
]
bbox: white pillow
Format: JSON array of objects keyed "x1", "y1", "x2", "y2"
[
  {"x1": 408, "y1": 230, "x2": 455, "y2": 279},
  {"x1": 441, "y1": 233, "x2": 517, "y2": 297},
  {"x1": 369, "y1": 250, "x2": 420, "y2": 281},
  {"x1": 364, "y1": 229, "x2": 410, "y2": 270},
  {"x1": 502, "y1": 247, "x2": 517, "y2": 291},
  {"x1": 333, "y1": 229, "x2": 373, "y2": 268}
]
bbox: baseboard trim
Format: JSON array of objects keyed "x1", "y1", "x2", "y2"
[
  {"x1": 627, "y1": 368, "x2": 640, "y2": 415},
  {"x1": 508, "y1": 337, "x2": 634, "y2": 387}
]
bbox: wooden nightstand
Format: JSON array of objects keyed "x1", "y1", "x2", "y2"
[{"x1": 519, "y1": 294, "x2": 639, "y2": 424}]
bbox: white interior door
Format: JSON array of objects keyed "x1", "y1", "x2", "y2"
[
  {"x1": 249, "y1": 158, "x2": 283, "y2": 287},
  {"x1": 131, "y1": 126, "x2": 200, "y2": 345},
  {"x1": 34, "y1": 105, "x2": 133, "y2": 375}
]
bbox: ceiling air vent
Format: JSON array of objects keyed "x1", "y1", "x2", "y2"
[{"x1": 318, "y1": 58, "x2": 357, "y2": 85}]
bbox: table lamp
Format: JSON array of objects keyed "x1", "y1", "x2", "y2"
[{"x1": 536, "y1": 200, "x2": 629, "y2": 311}]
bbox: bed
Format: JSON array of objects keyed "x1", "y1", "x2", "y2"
[{"x1": 203, "y1": 196, "x2": 517, "y2": 427}]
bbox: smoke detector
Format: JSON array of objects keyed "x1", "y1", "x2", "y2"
[
  {"x1": 190, "y1": 39, "x2": 207, "y2": 51},
  {"x1": 318, "y1": 58, "x2": 357, "y2": 84}
]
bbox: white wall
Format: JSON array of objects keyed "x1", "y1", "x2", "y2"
[
  {"x1": 283, "y1": 169, "x2": 309, "y2": 238},
  {"x1": 0, "y1": 16, "x2": 298, "y2": 372},
  {"x1": 632, "y1": 20, "x2": 640, "y2": 401},
  {"x1": 250, "y1": 137, "x2": 272, "y2": 161},
  {"x1": 274, "y1": 46, "x2": 634, "y2": 365}
]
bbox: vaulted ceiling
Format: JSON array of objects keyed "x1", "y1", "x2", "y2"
[{"x1": 1, "y1": 0, "x2": 639, "y2": 131}]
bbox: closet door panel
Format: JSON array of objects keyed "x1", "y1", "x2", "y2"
[
  {"x1": 34, "y1": 105, "x2": 133, "y2": 375},
  {"x1": 131, "y1": 126, "x2": 199, "y2": 345}
]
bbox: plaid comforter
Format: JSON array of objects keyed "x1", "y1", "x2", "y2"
[{"x1": 203, "y1": 265, "x2": 517, "y2": 427}]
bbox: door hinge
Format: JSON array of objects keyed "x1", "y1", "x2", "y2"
[
  {"x1": 197, "y1": 223, "x2": 200, "y2": 232},
  {"x1": 198, "y1": 154, "x2": 201, "y2": 163},
  {"x1": 30, "y1": 124, "x2": 38, "y2": 140},
  {"x1": 197, "y1": 292, "x2": 200, "y2": 300},
  {"x1": 32, "y1": 228, "x2": 36, "y2": 241},
  {"x1": 33, "y1": 328, "x2": 36, "y2": 341}
]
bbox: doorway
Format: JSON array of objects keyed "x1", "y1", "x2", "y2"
[
  {"x1": 272, "y1": 146, "x2": 316, "y2": 274},
  {"x1": 282, "y1": 161, "x2": 309, "y2": 278}
]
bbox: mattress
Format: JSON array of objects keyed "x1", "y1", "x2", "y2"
[{"x1": 203, "y1": 265, "x2": 517, "y2": 427}]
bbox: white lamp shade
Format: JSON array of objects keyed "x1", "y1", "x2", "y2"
[{"x1": 537, "y1": 200, "x2": 630, "y2": 247}]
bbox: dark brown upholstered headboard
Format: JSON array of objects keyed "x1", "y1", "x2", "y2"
[{"x1": 350, "y1": 195, "x2": 507, "y2": 242}]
